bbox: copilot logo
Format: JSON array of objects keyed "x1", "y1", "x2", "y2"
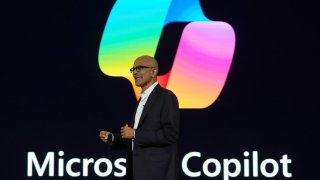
[{"x1": 98, "y1": 0, "x2": 236, "y2": 108}]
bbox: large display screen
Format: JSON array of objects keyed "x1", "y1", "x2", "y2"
[{"x1": 2, "y1": 0, "x2": 318, "y2": 179}]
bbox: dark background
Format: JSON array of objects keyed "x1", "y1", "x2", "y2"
[{"x1": 1, "y1": 0, "x2": 319, "y2": 179}]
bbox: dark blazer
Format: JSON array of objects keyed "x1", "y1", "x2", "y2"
[{"x1": 112, "y1": 84, "x2": 180, "y2": 180}]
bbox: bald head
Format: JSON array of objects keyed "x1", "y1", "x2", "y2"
[
  {"x1": 134, "y1": 55, "x2": 159, "y2": 73},
  {"x1": 132, "y1": 55, "x2": 159, "y2": 91}
]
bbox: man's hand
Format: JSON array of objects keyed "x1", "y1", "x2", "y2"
[
  {"x1": 99, "y1": 131, "x2": 111, "y2": 143},
  {"x1": 121, "y1": 124, "x2": 134, "y2": 139}
]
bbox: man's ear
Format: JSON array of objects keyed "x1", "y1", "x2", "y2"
[{"x1": 152, "y1": 69, "x2": 158, "y2": 77}]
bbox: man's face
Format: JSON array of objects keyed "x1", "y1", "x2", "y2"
[{"x1": 132, "y1": 58, "x2": 154, "y2": 88}]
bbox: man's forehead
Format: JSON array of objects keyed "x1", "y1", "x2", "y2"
[{"x1": 134, "y1": 58, "x2": 152, "y2": 66}]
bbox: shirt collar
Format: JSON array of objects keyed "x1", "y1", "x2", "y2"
[{"x1": 139, "y1": 82, "x2": 158, "y2": 100}]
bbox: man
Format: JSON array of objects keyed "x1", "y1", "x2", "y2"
[{"x1": 99, "y1": 55, "x2": 180, "y2": 180}]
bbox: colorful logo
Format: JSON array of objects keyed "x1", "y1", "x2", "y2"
[{"x1": 98, "y1": 0, "x2": 236, "y2": 108}]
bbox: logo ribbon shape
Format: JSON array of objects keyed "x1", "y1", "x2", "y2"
[{"x1": 99, "y1": 0, "x2": 236, "y2": 108}]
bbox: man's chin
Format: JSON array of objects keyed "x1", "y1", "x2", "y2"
[{"x1": 135, "y1": 82, "x2": 142, "y2": 87}]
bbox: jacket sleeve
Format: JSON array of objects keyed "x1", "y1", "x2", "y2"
[
  {"x1": 109, "y1": 133, "x2": 128, "y2": 149},
  {"x1": 134, "y1": 91, "x2": 180, "y2": 146}
]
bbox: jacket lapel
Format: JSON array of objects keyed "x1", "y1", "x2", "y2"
[
  {"x1": 137, "y1": 84, "x2": 161, "y2": 128},
  {"x1": 130, "y1": 97, "x2": 141, "y2": 127}
]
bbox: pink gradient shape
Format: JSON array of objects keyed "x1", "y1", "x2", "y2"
[{"x1": 166, "y1": 21, "x2": 236, "y2": 108}]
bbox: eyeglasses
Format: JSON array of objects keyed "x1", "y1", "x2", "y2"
[{"x1": 130, "y1": 65, "x2": 154, "y2": 73}]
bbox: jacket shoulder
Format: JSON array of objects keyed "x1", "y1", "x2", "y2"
[{"x1": 158, "y1": 86, "x2": 178, "y2": 101}]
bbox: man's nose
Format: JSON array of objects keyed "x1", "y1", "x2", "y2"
[{"x1": 133, "y1": 70, "x2": 138, "y2": 75}]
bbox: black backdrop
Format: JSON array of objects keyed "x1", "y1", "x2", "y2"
[{"x1": 1, "y1": 0, "x2": 319, "y2": 179}]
